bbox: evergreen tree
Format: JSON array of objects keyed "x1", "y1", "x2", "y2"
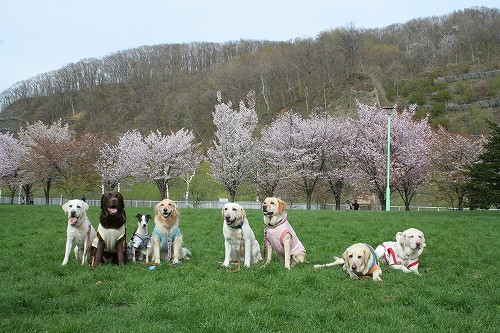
[{"x1": 467, "y1": 121, "x2": 500, "y2": 209}]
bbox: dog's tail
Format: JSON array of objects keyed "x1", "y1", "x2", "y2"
[
  {"x1": 182, "y1": 247, "x2": 192, "y2": 259},
  {"x1": 313, "y1": 256, "x2": 345, "y2": 269}
]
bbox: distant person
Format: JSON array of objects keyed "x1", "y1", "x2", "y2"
[
  {"x1": 345, "y1": 200, "x2": 352, "y2": 210},
  {"x1": 29, "y1": 195, "x2": 34, "y2": 205},
  {"x1": 352, "y1": 199, "x2": 360, "y2": 210},
  {"x1": 81, "y1": 195, "x2": 86, "y2": 202}
]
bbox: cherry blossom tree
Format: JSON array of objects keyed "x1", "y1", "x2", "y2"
[
  {"x1": 254, "y1": 131, "x2": 290, "y2": 199},
  {"x1": 141, "y1": 129, "x2": 202, "y2": 200},
  {"x1": 0, "y1": 132, "x2": 26, "y2": 204},
  {"x1": 54, "y1": 133, "x2": 104, "y2": 199},
  {"x1": 316, "y1": 113, "x2": 360, "y2": 210},
  {"x1": 259, "y1": 111, "x2": 330, "y2": 209},
  {"x1": 353, "y1": 103, "x2": 434, "y2": 210},
  {"x1": 432, "y1": 127, "x2": 485, "y2": 210},
  {"x1": 17, "y1": 120, "x2": 74, "y2": 204},
  {"x1": 391, "y1": 106, "x2": 434, "y2": 210},
  {"x1": 96, "y1": 130, "x2": 145, "y2": 191},
  {"x1": 207, "y1": 91, "x2": 258, "y2": 202}
]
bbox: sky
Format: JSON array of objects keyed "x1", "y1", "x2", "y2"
[{"x1": 0, "y1": 0, "x2": 498, "y2": 93}]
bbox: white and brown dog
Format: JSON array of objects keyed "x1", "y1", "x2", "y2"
[
  {"x1": 375, "y1": 227, "x2": 426, "y2": 275},
  {"x1": 262, "y1": 197, "x2": 306, "y2": 269},
  {"x1": 61, "y1": 199, "x2": 97, "y2": 266},
  {"x1": 221, "y1": 202, "x2": 262, "y2": 268},
  {"x1": 314, "y1": 243, "x2": 382, "y2": 281},
  {"x1": 151, "y1": 199, "x2": 191, "y2": 265},
  {"x1": 127, "y1": 214, "x2": 151, "y2": 262}
]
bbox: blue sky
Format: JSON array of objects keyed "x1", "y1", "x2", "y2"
[{"x1": 1, "y1": 0, "x2": 498, "y2": 93}]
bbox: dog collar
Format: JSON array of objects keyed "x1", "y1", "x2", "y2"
[
  {"x1": 266, "y1": 212, "x2": 288, "y2": 228},
  {"x1": 229, "y1": 223, "x2": 242, "y2": 229}
]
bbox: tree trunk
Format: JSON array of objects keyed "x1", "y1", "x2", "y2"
[
  {"x1": 457, "y1": 195, "x2": 464, "y2": 211},
  {"x1": 44, "y1": 179, "x2": 52, "y2": 205}
]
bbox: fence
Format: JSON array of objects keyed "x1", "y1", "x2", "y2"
[{"x1": 0, "y1": 195, "x2": 454, "y2": 211}]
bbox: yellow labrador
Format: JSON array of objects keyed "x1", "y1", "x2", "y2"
[
  {"x1": 314, "y1": 243, "x2": 382, "y2": 281},
  {"x1": 150, "y1": 199, "x2": 191, "y2": 265},
  {"x1": 221, "y1": 202, "x2": 262, "y2": 268},
  {"x1": 262, "y1": 197, "x2": 306, "y2": 269},
  {"x1": 61, "y1": 199, "x2": 97, "y2": 266},
  {"x1": 375, "y1": 228, "x2": 426, "y2": 275}
]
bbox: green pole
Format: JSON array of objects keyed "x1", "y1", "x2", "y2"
[{"x1": 384, "y1": 107, "x2": 393, "y2": 212}]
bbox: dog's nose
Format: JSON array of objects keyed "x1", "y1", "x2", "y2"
[{"x1": 351, "y1": 265, "x2": 357, "y2": 271}]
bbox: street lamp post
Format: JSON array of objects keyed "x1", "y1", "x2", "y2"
[{"x1": 383, "y1": 107, "x2": 394, "y2": 212}]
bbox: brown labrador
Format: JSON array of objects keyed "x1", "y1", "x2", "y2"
[{"x1": 91, "y1": 191, "x2": 127, "y2": 267}]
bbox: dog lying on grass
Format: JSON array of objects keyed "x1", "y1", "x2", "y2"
[
  {"x1": 314, "y1": 243, "x2": 382, "y2": 281},
  {"x1": 375, "y1": 227, "x2": 426, "y2": 275}
]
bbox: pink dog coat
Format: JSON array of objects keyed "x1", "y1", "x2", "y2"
[
  {"x1": 378, "y1": 241, "x2": 419, "y2": 269},
  {"x1": 264, "y1": 212, "x2": 305, "y2": 259}
]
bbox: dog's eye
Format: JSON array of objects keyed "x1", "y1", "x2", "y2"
[
  {"x1": 349, "y1": 254, "x2": 353, "y2": 258},
  {"x1": 358, "y1": 255, "x2": 362, "y2": 259},
  {"x1": 232, "y1": 208, "x2": 237, "y2": 211}
]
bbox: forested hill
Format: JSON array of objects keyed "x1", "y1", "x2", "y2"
[{"x1": 1, "y1": 6, "x2": 499, "y2": 144}]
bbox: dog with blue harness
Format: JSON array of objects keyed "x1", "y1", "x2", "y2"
[
  {"x1": 150, "y1": 199, "x2": 191, "y2": 265},
  {"x1": 314, "y1": 243, "x2": 382, "y2": 281}
]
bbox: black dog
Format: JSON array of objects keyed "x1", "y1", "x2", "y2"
[{"x1": 91, "y1": 191, "x2": 127, "y2": 267}]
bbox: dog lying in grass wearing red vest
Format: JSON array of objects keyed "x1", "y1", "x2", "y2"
[{"x1": 375, "y1": 228, "x2": 426, "y2": 275}]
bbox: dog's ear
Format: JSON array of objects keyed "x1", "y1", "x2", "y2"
[
  {"x1": 278, "y1": 199, "x2": 287, "y2": 213},
  {"x1": 172, "y1": 201, "x2": 179, "y2": 219},
  {"x1": 62, "y1": 202, "x2": 69, "y2": 213},
  {"x1": 342, "y1": 249, "x2": 350, "y2": 267},
  {"x1": 100, "y1": 193, "x2": 106, "y2": 211},
  {"x1": 221, "y1": 206, "x2": 225, "y2": 217},
  {"x1": 136, "y1": 213, "x2": 142, "y2": 219},
  {"x1": 363, "y1": 247, "x2": 372, "y2": 265},
  {"x1": 241, "y1": 207, "x2": 246, "y2": 220},
  {"x1": 146, "y1": 214, "x2": 151, "y2": 220},
  {"x1": 395, "y1": 232, "x2": 404, "y2": 245},
  {"x1": 82, "y1": 201, "x2": 89, "y2": 211},
  {"x1": 118, "y1": 192, "x2": 125, "y2": 209}
]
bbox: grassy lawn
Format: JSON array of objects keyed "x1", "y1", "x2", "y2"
[{"x1": 0, "y1": 204, "x2": 498, "y2": 332}]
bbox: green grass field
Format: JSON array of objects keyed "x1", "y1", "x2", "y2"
[{"x1": 0, "y1": 204, "x2": 498, "y2": 333}]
